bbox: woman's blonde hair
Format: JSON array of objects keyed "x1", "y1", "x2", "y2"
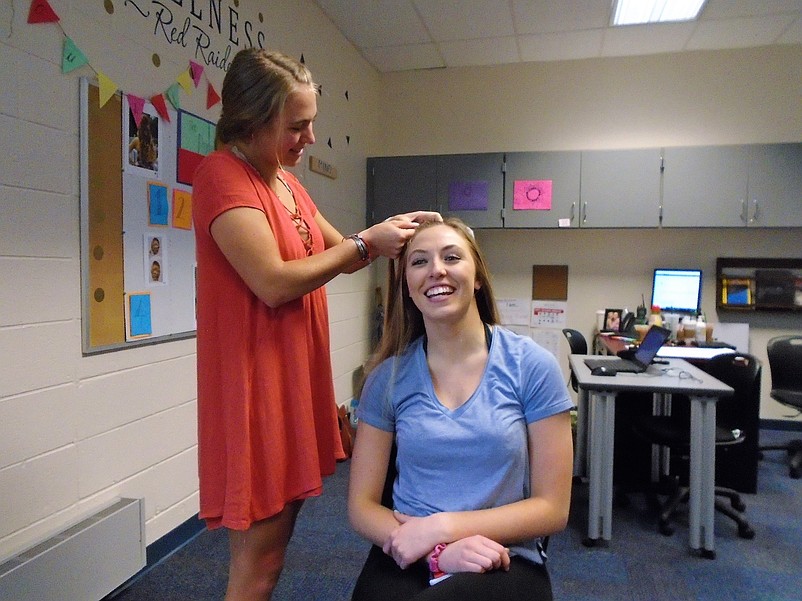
[
  {"x1": 215, "y1": 48, "x2": 318, "y2": 147},
  {"x1": 365, "y1": 218, "x2": 500, "y2": 376}
]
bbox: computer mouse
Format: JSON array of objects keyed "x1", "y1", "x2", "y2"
[{"x1": 591, "y1": 365, "x2": 617, "y2": 377}]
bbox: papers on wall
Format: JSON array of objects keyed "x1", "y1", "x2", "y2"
[
  {"x1": 531, "y1": 300, "x2": 567, "y2": 328},
  {"x1": 497, "y1": 298, "x2": 531, "y2": 326},
  {"x1": 497, "y1": 298, "x2": 568, "y2": 358}
]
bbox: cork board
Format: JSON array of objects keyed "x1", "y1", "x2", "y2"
[{"x1": 532, "y1": 265, "x2": 569, "y2": 301}]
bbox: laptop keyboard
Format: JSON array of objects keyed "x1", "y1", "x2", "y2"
[{"x1": 583, "y1": 358, "x2": 642, "y2": 372}]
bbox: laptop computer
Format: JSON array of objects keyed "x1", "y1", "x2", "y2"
[{"x1": 584, "y1": 325, "x2": 672, "y2": 373}]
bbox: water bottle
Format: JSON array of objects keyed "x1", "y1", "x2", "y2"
[{"x1": 695, "y1": 314, "x2": 706, "y2": 343}]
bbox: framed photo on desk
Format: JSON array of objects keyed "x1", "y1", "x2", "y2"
[{"x1": 603, "y1": 308, "x2": 622, "y2": 332}]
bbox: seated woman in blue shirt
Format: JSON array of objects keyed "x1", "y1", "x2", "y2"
[{"x1": 348, "y1": 218, "x2": 574, "y2": 601}]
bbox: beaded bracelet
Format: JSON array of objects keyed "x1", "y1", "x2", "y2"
[{"x1": 345, "y1": 234, "x2": 369, "y2": 261}]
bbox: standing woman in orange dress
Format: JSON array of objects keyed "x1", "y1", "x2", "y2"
[{"x1": 192, "y1": 48, "x2": 440, "y2": 601}]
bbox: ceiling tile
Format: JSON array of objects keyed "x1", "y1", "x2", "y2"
[
  {"x1": 687, "y1": 14, "x2": 798, "y2": 49},
  {"x1": 518, "y1": 29, "x2": 605, "y2": 62},
  {"x1": 439, "y1": 37, "x2": 520, "y2": 67},
  {"x1": 360, "y1": 44, "x2": 445, "y2": 72},
  {"x1": 512, "y1": 0, "x2": 610, "y2": 34},
  {"x1": 701, "y1": 0, "x2": 802, "y2": 20},
  {"x1": 602, "y1": 22, "x2": 695, "y2": 57},
  {"x1": 414, "y1": 0, "x2": 515, "y2": 40},
  {"x1": 778, "y1": 15, "x2": 802, "y2": 43},
  {"x1": 315, "y1": 0, "x2": 429, "y2": 47}
]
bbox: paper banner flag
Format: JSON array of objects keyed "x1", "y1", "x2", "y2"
[
  {"x1": 28, "y1": 0, "x2": 59, "y2": 23},
  {"x1": 206, "y1": 82, "x2": 220, "y2": 109},
  {"x1": 150, "y1": 94, "x2": 170, "y2": 122},
  {"x1": 165, "y1": 83, "x2": 181, "y2": 110},
  {"x1": 97, "y1": 71, "x2": 118, "y2": 108},
  {"x1": 189, "y1": 61, "x2": 204, "y2": 87},
  {"x1": 177, "y1": 69, "x2": 194, "y2": 94},
  {"x1": 127, "y1": 94, "x2": 146, "y2": 128},
  {"x1": 62, "y1": 37, "x2": 88, "y2": 73}
]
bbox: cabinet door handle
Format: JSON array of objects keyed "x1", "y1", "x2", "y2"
[
  {"x1": 582, "y1": 202, "x2": 588, "y2": 224},
  {"x1": 740, "y1": 199, "x2": 747, "y2": 224},
  {"x1": 570, "y1": 202, "x2": 576, "y2": 223},
  {"x1": 751, "y1": 199, "x2": 759, "y2": 223}
]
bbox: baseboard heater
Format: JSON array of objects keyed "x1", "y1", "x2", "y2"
[{"x1": 0, "y1": 498, "x2": 145, "y2": 601}]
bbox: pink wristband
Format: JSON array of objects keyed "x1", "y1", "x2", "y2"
[{"x1": 428, "y1": 543, "x2": 447, "y2": 576}]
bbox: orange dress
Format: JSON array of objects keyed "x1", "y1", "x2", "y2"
[{"x1": 193, "y1": 150, "x2": 345, "y2": 530}]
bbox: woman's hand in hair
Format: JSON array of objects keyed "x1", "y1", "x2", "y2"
[
  {"x1": 361, "y1": 211, "x2": 442, "y2": 260},
  {"x1": 386, "y1": 211, "x2": 443, "y2": 225}
]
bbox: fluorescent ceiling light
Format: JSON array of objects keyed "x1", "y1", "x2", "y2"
[{"x1": 612, "y1": 0, "x2": 707, "y2": 26}]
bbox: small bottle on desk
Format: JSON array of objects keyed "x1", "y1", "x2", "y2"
[
  {"x1": 648, "y1": 305, "x2": 663, "y2": 327},
  {"x1": 695, "y1": 314, "x2": 706, "y2": 343}
]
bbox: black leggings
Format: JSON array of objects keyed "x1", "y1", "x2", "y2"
[{"x1": 351, "y1": 545, "x2": 553, "y2": 601}]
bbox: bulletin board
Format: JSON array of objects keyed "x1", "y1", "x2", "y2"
[{"x1": 80, "y1": 78, "x2": 198, "y2": 353}]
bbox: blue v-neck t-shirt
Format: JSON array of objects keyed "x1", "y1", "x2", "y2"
[{"x1": 357, "y1": 326, "x2": 573, "y2": 564}]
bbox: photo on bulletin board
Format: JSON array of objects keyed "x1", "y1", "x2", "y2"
[
  {"x1": 123, "y1": 95, "x2": 161, "y2": 177},
  {"x1": 603, "y1": 308, "x2": 622, "y2": 332},
  {"x1": 147, "y1": 181, "x2": 169, "y2": 226},
  {"x1": 125, "y1": 291, "x2": 153, "y2": 340},
  {"x1": 144, "y1": 234, "x2": 167, "y2": 285}
]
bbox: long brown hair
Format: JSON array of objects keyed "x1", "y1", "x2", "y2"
[
  {"x1": 215, "y1": 48, "x2": 318, "y2": 147},
  {"x1": 364, "y1": 218, "x2": 500, "y2": 378}
]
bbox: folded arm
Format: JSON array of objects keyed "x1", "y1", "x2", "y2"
[{"x1": 383, "y1": 411, "x2": 574, "y2": 570}]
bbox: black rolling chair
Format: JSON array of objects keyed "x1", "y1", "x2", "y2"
[
  {"x1": 562, "y1": 328, "x2": 588, "y2": 392},
  {"x1": 632, "y1": 352, "x2": 759, "y2": 544},
  {"x1": 759, "y1": 335, "x2": 802, "y2": 479}
]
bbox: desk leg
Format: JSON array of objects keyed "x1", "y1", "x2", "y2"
[
  {"x1": 689, "y1": 395, "x2": 717, "y2": 559},
  {"x1": 574, "y1": 389, "x2": 588, "y2": 479},
  {"x1": 584, "y1": 391, "x2": 615, "y2": 547}
]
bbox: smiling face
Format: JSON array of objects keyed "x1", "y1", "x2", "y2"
[
  {"x1": 252, "y1": 86, "x2": 317, "y2": 169},
  {"x1": 404, "y1": 224, "x2": 481, "y2": 325}
]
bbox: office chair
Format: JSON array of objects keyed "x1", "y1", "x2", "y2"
[
  {"x1": 562, "y1": 328, "x2": 588, "y2": 392},
  {"x1": 758, "y1": 335, "x2": 802, "y2": 479},
  {"x1": 632, "y1": 352, "x2": 759, "y2": 543}
]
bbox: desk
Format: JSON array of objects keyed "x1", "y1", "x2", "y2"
[
  {"x1": 596, "y1": 333, "x2": 736, "y2": 362},
  {"x1": 592, "y1": 335, "x2": 759, "y2": 493},
  {"x1": 569, "y1": 355, "x2": 733, "y2": 557}
]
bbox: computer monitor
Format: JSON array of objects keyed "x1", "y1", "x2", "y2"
[{"x1": 650, "y1": 268, "x2": 702, "y2": 314}]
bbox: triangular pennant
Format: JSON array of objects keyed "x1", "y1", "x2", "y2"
[
  {"x1": 189, "y1": 61, "x2": 204, "y2": 87},
  {"x1": 62, "y1": 37, "x2": 88, "y2": 74},
  {"x1": 206, "y1": 82, "x2": 220, "y2": 109},
  {"x1": 127, "y1": 94, "x2": 146, "y2": 128},
  {"x1": 177, "y1": 69, "x2": 194, "y2": 94},
  {"x1": 165, "y1": 83, "x2": 181, "y2": 110},
  {"x1": 28, "y1": 0, "x2": 59, "y2": 23},
  {"x1": 97, "y1": 72, "x2": 118, "y2": 108},
  {"x1": 150, "y1": 94, "x2": 170, "y2": 122}
]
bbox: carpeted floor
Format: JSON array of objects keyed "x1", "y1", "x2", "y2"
[{"x1": 111, "y1": 428, "x2": 802, "y2": 601}]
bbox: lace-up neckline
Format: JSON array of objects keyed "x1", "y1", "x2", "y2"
[{"x1": 230, "y1": 145, "x2": 313, "y2": 256}]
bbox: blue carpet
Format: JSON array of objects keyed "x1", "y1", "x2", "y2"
[{"x1": 111, "y1": 429, "x2": 802, "y2": 600}]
